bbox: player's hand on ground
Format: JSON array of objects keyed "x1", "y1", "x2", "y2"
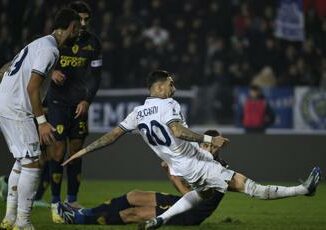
[
  {"x1": 38, "y1": 122, "x2": 56, "y2": 145},
  {"x1": 212, "y1": 136, "x2": 229, "y2": 149},
  {"x1": 75, "y1": 100, "x2": 89, "y2": 118},
  {"x1": 51, "y1": 70, "x2": 66, "y2": 85}
]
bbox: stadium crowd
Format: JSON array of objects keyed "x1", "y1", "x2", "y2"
[{"x1": 0, "y1": 0, "x2": 325, "y2": 89}]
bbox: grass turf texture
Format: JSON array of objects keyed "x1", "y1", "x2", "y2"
[{"x1": 1, "y1": 181, "x2": 325, "y2": 230}]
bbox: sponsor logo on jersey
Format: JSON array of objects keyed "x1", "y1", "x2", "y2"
[
  {"x1": 72, "y1": 44, "x2": 79, "y2": 54},
  {"x1": 56, "y1": 124, "x2": 65, "y2": 134},
  {"x1": 60, "y1": 56, "x2": 87, "y2": 68}
]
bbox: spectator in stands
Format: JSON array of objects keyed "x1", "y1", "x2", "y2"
[
  {"x1": 241, "y1": 85, "x2": 275, "y2": 133},
  {"x1": 0, "y1": 0, "x2": 324, "y2": 90}
]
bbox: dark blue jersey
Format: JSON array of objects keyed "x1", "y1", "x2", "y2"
[{"x1": 47, "y1": 31, "x2": 102, "y2": 106}]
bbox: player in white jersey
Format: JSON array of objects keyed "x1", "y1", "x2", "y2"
[
  {"x1": 62, "y1": 70, "x2": 321, "y2": 230},
  {"x1": 0, "y1": 8, "x2": 80, "y2": 230}
]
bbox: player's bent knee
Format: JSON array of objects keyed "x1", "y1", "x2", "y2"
[{"x1": 228, "y1": 173, "x2": 247, "y2": 192}]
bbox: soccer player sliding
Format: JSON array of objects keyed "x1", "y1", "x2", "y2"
[{"x1": 62, "y1": 70, "x2": 321, "y2": 230}]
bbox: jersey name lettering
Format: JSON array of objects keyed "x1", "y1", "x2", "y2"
[{"x1": 136, "y1": 106, "x2": 158, "y2": 119}]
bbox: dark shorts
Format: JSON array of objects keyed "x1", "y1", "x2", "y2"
[
  {"x1": 155, "y1": 191, "x2": 224, "y2": 226},
  {"x1": 47, "y1": 101, "x2": 88, "y2": 141}
]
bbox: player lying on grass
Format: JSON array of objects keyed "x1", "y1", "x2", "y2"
[
  {"x1": 57, "y1": 130, "x2": 226, "y2": 225},
  {"x1": 62, "y1": 70, "x2": 322, "y2": 230}
]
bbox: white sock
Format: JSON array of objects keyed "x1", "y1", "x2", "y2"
[
  {"x1": 15, "y1": 167, "x2": 40, "y2": 227},
  {"x1": 4, "y1": 161, "x2": 21, "y2": 224},
  {"x1": 158, "y1": 190, "x2": 203, "y2": 222},
  {"x1": 244, "y1": 179, "x2": 308, "y2": 200}
]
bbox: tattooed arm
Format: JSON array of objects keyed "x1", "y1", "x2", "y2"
[
  {"x1": 168, "y1": 121, "x2": 204, "y2": 142},
  {"x1": 85, "y1": 126, "x2": 125, "y2": 152},
  {"x1": 168, "y1": 121, "x2": 230, "y2": 147},
  {"x1": 62, "y1": 126, "x2": 126, "y2": 165}
]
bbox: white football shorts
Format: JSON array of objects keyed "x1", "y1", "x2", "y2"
[
  {"x1": 186, "y1": 160, "x2": 235, "y2": 194},
  {"x1": 0, "y1": 116, "x2": 41, "y2": 159}
]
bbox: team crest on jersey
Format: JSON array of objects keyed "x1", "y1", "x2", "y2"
[
  {"x1": 72, "y1": 44, "x2": 79, "y2": 54},
  {"x1": 56, "y1": 125, "x2": 64, "y2": 134}
]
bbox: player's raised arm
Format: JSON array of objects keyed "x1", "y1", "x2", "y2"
[{"x1": 62, "y1": 126, "x2": 126, "y2": 166}]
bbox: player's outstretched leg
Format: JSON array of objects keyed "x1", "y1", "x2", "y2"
[
  {"x1": 302, "y1": 166, "x2": 322, "y2": 196},
  {"x1": 138, "y1": 190, "x2": 203, "y2": 230},
  {"x1": 232, "y1": 167, "x2": 321, "y2": 199}
]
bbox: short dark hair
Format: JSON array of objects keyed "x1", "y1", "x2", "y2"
[
  {"x1": 69, "y1": 1, "x2": 92, "y2": 17},
  {"x1": 53, "y1": 8, "x2": 80, "y2": 30},
  {"x1": 147, "y1": 70, "x2": 173, "y2": 89},
  {"x1": 204, "y1": 130, "x2": 220, "y2": 137}
]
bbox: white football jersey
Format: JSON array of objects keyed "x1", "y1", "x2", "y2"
[
  {"x1": 0, "y1": 35, "x2": 59, "y2": 120},
  {"x1": 119, "y1": 97, "x2": 213, "y2": 178}
]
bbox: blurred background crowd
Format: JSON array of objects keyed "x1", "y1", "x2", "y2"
[{"x1": 0, "y1": 0, "x2": 325, "y2": 89}]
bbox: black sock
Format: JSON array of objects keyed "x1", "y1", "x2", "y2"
[
  {"x1": 35, "y1": 161, "x2": 50, "y2": 200},
  {"x1": 155, "y1": 192, "x2": 180, "y2": 206},
  {"x1": 50, "y1": 159, "x2": 63, "y2": 203},
  {"x1": 83, "y1": 203, "x2": 125, "y2": 225},
  {"x1": 67, "y1": 158, "x2": 82, "y2": 202}
]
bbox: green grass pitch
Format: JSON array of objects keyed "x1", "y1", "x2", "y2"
[{"x1": 1, "y1": 181, "x2": 325, "y2": 230}]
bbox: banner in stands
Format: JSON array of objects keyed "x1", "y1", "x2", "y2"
[
  {"x1": 275, "y1": 0, "x2": 305, "y2": 41},
  {"x1": 294, "y1": 87, "x2": 326, "y2": 130},
  {"x1": 234, "y1": 87, "x2": 294, "y2": 128},
  {"x1": 88, "y1": 89, "x2": 196, "y2": 132}
]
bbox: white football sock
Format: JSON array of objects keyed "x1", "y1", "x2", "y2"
[
  {"x1": 4, "y1": 161, "x2": 21, "y2": 224},
  {"x1": 244, "y1": 178, "x2": 308, "y2": 200},
  {"x1": 158, "y1": 190, "x2": 203, "y2": 222},
  {"x1": 15, "y1": 167, "x2": 40, "y2": 227}
]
